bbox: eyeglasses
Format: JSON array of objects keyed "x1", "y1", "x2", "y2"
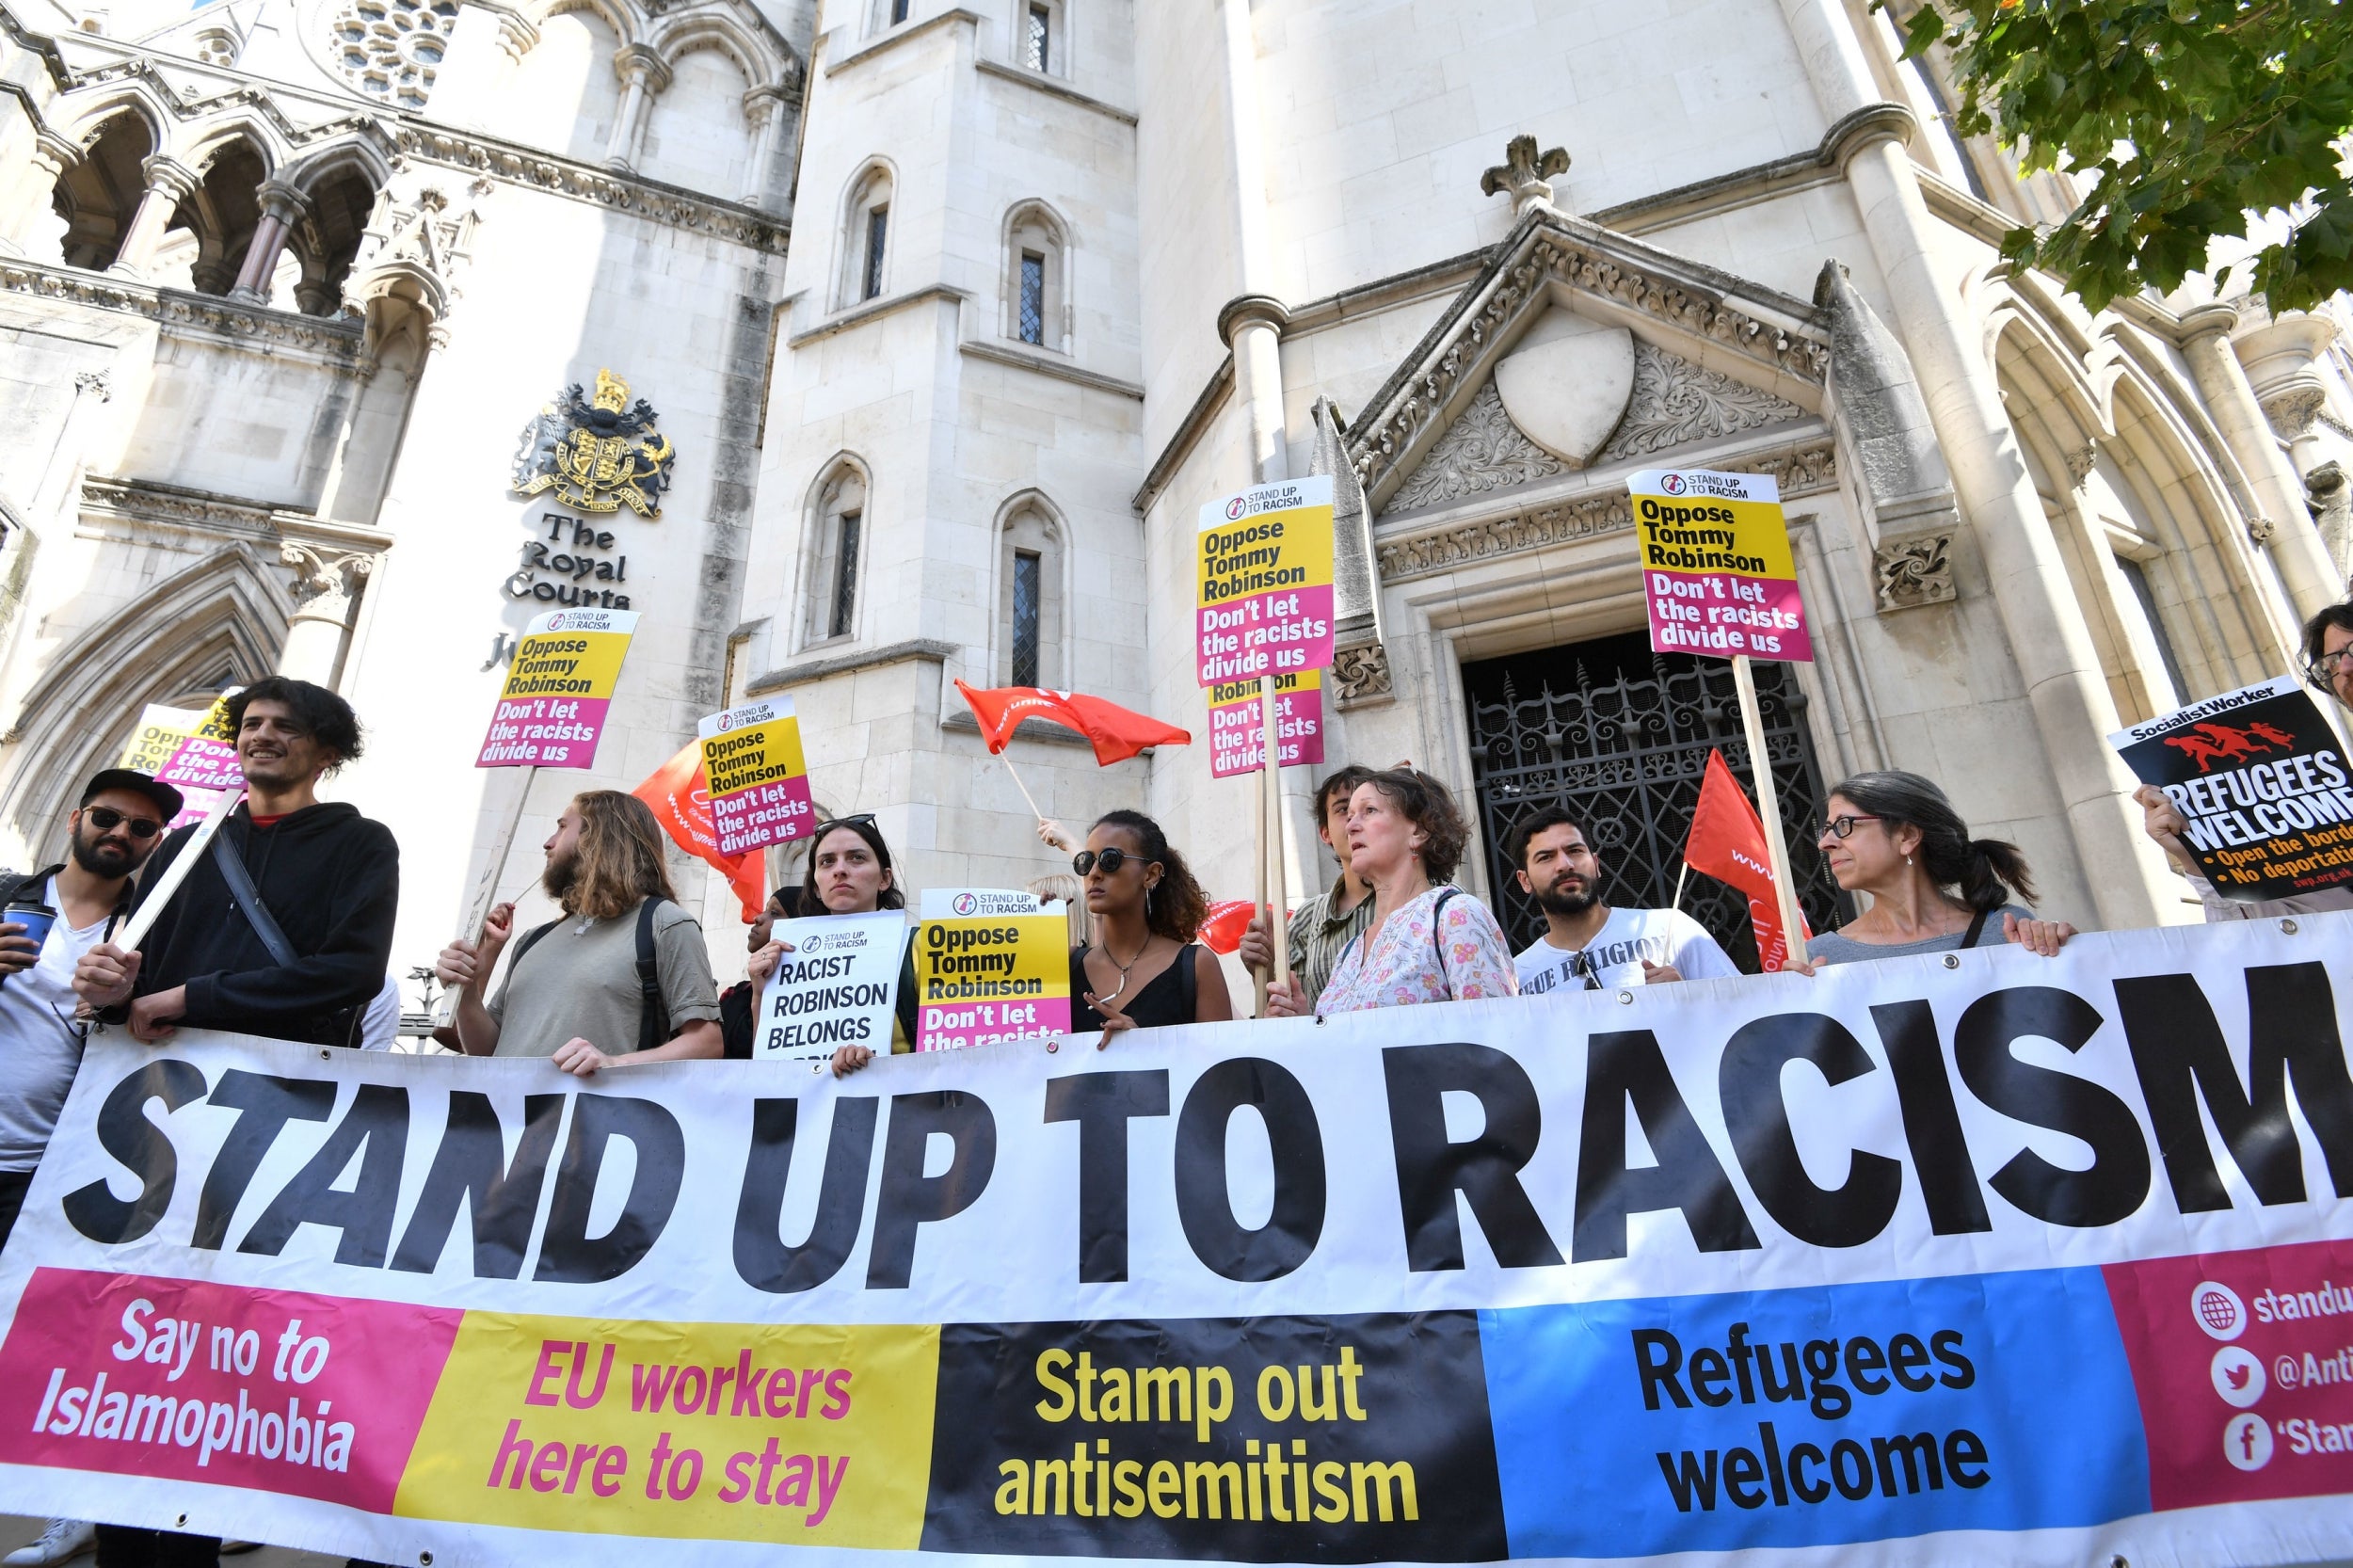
[
  {"x1": 1821, "y1": 814, "x2": 1883, "y2": 840},
  {"x1": 84, "y1": 806, "x2": 163, "y2": 839},
  {"x1": 1074, "y1": 847, "x2": 1156, "y2": 877},
  {"x1": 2307, "y1": 650, "x2": 2353, "y2": 685},
  {"x1": 810, "y1": 813, "x2": 877, "y2": 841}
]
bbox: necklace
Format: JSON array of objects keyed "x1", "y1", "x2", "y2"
[{"x1": 1096, "y1": 934, "x2": 1150, "y2": 1005}]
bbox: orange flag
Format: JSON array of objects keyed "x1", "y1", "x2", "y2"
[
  {"x1": 1684, "y1": 747, "x2": 1810, "y2": 971},
  {"x1": 953, "y1": 680, "x2": 1191, "y2": 766},
  {"x1": 1196, "y1": 899, "x2": 1256, "y2": 955},
  {"x1": 633, "y1": 739, "x2": 765, "y2": 921}
]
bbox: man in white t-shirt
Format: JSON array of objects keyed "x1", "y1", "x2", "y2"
[
  {"x1": 0, "y1": 769, "x2": 179, "y2": 1568},
  {"x1": 1510, "y1": 806, "x2": 1740, "y2": 994}
]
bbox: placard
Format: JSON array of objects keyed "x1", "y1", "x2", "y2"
[
  {"x1": 153, "y1": 736, "x2": 244, "y2": 794},
  {"x1": 475, "y1": 608, "x2": 639, "y2": 769},
  {"x1": 911, "y1": 888, "x2": 1069, "y2": 1049},
  {"x1": 754, "y1": 911, "x2": 905, "y2": 1064},
  {"x1": 1633, "y1": 468, "x2": 1812, "y2": 662},
  {"x1": 2109, "y1": 675, "x2": 2353, "y2": 903},
  {"x1": 696, "y1": 696, "x2": 815, "y2": 858},
  {"x1": 1195, "y1": 477, "x2": 1336, "y2": 687},
  {"x1": 119, "y1": 703, "x2": 226, "y2": 826},
  {"x1": 1208, "y1": 669, "x2": 1325, "y2": 778}
]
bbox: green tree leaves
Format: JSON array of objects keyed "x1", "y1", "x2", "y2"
[{"x1": 1897, "y1": 0, "x2": 2352, "y2": 312}]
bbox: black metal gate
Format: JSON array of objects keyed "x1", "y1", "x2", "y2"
[{"x1": 1464, "y1": 630, "x2": 1851, "y2": 969}]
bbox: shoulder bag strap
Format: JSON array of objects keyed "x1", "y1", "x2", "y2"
[
  {"x1": 1961, "y1": 905, "x2": 1992, "y2": 951},
  {"x1": 1177, "y1": 940, "x2": 1198, "y2": 1019},
  {"x1": 635, "y1": 897, "x2": 668, "y2": 1053},
  {"x1": 211, "y1": 831, "x2": 297, "y2": 968},
  {"x1": 1428, "y1": 888, "x2": 1462, "y2": 1000}
]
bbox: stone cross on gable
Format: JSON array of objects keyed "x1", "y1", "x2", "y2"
[{"x1": 1481, "y1": 136, "x2": 1571, "y2": 217}]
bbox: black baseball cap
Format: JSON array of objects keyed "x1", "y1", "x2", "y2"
[{"x1": 80, "y1": 769, "x2": 184, "y2": 824}]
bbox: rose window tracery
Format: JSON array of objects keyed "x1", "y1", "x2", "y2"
[{"x1": 326, "y1": 0, "x2": 457, "y2": 110}]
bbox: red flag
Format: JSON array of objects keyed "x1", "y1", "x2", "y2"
[
  {"x1": 1684, "y1": 748, "x2": 1810, "y2": 971},
  {"x1": 1197, "y1": 899, "x2": 1256, "y2": 955},
  {"x1": 954, "y1": 680, "x2": 1191, "y2": 766},
  {"x1": 633, "y1": 739, "x2": 765, "y2": 921}
]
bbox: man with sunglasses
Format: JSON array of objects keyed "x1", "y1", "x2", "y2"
[
  {"x1": 0, "y1": 768, "x2": 182, "y2": 1568},
  {"x1": 2139, "y1": 602, "x2": 2353, "y2": 920}
]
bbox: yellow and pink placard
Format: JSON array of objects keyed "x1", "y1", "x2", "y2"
[
  {"x1": 696, "y1": 696, "x2": 815, "y2": 858},
  {"x1": 1194, "y1": 477, "x2": 1336, "y2": 688},
  {"x1": 476, "y1": 609, "x2": 640, "y2": 769},
  {"x1": 1208, "y1": 670, "x2": 1323, "y2": 778},
  {"x1": 1632, "y1": 468, "x2": 1811, "y2": 663}
]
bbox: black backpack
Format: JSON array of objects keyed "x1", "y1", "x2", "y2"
[{"x1": 507, "y1": 898, "x2": 672, "y2": 1053}]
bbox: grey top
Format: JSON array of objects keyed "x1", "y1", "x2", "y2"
[
  {"x1": 488, "y1": 897, "x2": 720, "y2": 1058},
  {"x1": 1804, "y1": 904, "x2": 2033, "y2": 968}
]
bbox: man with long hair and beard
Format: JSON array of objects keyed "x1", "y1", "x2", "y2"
[
  {"x1": 437, "y1": 790, "x2": 721, "y2": 1074},
  {"x1": 1510, "y1": 804, "x2": 1739, "y2": 994}
]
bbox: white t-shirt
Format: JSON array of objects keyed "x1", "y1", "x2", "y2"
[
  {"x1": 0, "y1": 877, "x2": 112, "y2": 1171},
  {"x1": 1513, "y1": 906, "x2": 1742, "y2": 995}
]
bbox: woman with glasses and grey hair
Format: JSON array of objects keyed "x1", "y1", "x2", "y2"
[
  {"x1": 2138, "y1": 601, "x2": 2353, "y2": 921},
  {"x1": 1797, "y1": 771, "x2": 2077, "y2": 968}
]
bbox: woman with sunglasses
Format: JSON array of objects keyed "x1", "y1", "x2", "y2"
[
  {"x1": 2137, "y1": 601, "x2": 2353, "y2": 920},
  {"x1": 744, "y1": 814, "x2": 920, "y2": 1075},
  {"x1": 1799, "y1": 771, "x2": 2075, "y2": 968},
  {"x1": 1070, "y1": 810, "x2": 1232, "y2": 1040}
]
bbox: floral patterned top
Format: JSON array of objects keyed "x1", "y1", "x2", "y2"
[{"x1": 1314, "y1": 886, "x2": 1518, "y2": 1016}]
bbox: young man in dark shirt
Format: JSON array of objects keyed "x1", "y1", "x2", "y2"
[{"x1": 72, "y1": 678, "x2": 395, "y2": 1568}]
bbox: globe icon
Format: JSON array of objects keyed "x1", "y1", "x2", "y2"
[{"x1": 2194, "y1": 1280, "x2": 2247, "y2": 1340}]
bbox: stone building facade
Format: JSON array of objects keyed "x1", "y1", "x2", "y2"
[{"x1": 0, "y1": 0, "x2": 2348, "y2": 992}]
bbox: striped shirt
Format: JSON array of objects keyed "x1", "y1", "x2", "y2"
[{"x1": 1286, "y1": 882, "x2": 1375, "y2": 1010}]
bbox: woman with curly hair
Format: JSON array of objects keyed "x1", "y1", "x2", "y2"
[
  {"x1": 1069, "y1": 809, "x2": 1233, "y2": 1040},
  {"x1": 1266, "y1": 767, "x2": 1516, "y2": 1016}
]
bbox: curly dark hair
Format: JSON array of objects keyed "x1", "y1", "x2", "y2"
[
  {"x1": 1360, "y1": 766, "x2": 1472, "y2": 883},
  {"x1": 1091, "y1": 809, "x2": 1209, "y2": 942},
  {"x1": 224, "y1": 677, "x2": 364, "y2": 772},
  {"x1": 2303, "y1": 602, "x2": 2353, "y2": 684}
]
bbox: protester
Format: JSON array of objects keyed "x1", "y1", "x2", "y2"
[
  {"x1": 1509, "y1": 804, "x2": 1739, "y2": 991},
  {"x1": 1069, "y1": 810, "x2": 1231, "y2": 1039},
  {"x1": 0, "y1": 770, "x2": 180, "y2": 1568},
  {"x1": 741, "y1": 814, "x2": 916, "y2": 1078},
  {"x1": 1798, "y1": 771, "x2": 2074, "y2": 967},
  {"x1": 72, "y1": 680, "x2": 395, "y2": 1568},
  {"x1": 1236, "y1": 763, "x2": 1375, "y2": 1009},
  {"x1": 1266, "y1": 768, "x2": 1515, "y2": 1016},
  {"x1": 74, "y1": 680, "x2": 397, "y2": 1051},
  {"x1": 435, "y1": 792, "x2": 719, "y2": 1073},
  {"x1": 720, "y1": 888, "x2": 802, "y2": 1058},
  {"x1": 2137, "y1": 601, "x2": 2353, "y2": 920}
]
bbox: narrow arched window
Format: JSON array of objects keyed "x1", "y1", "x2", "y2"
[
  {"x1": 840, "y1": 164, "x2": 892, "y2": 307},
  {"x1": 1001, "y1": 201, "x2": 1068, "y2": 351},
  {"x1": 997, "y1": 498, "x2": 1064, "y2": 687},
  {"x1": 806, "y1": 464, "x2": 869, "y2": 646}
]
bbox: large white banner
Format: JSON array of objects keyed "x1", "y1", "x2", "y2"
[{"x1": 2, "y1": 917, "x2": 2351, "y2": 1568}]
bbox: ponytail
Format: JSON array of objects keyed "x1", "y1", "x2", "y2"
[{"x1": 1829, "y1": 771, "x2": 2035, "y2": 912}]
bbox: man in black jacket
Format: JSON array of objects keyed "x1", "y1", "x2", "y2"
[{"x1": 75, "y1": 677, "x2": 398, "y2": 1048}]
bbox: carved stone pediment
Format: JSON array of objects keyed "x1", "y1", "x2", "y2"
[
  {"x1": 1346, "y1": 208, "x2": 1828, "y2": 512},
  {"x1": 1385, "y1": 340, "x2": 1808, "y2": 514}
]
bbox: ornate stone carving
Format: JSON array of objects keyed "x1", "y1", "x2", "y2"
[
  {"x1": 392, "y1": 127, "x2": 791, "y2": 254},
  {"x1": 1875, "y1": 533, "x2": 1956, "y2": 612},
  {"x1": 2064, "y1": 443, "x2": 2098, "y2": 488},
  {"x1": 2261, "y1": 386, "x2": 2329, "y2": 442},
  {"x1": 72, "y1": 371, "x2": 110, "y2": 401},
  {"x1": 1481, "y1": 136, "x2": 1570, "y2": 216},
  {"x1": 344, "y1": 169, "x2": 488, "y2": 354},
  {"x1": 0, "y1": 259, "x2": 365, "y2": 363},
  {"x1": 1388, "y1": 384, "x2": 1563, "y2": 511},
  {"x1": 1375, "y1": 440, "x2": 1837, "y2": 583},
  {"x1": 1352, "y1": 231, "x2": 1828, "y2": 500},
  {"x1": 1594, "y1": 341, "x2": 1806, "y2": 462},
  {"x1": 1332, "y1": 643, "x2": 1394, "y2": 707},
  {"x1": 2245, "y1": 515, "x2": 2277, "y2": 547},
  {"x1": 280, "y1": 540, "x2": 375, "y2": 606}
]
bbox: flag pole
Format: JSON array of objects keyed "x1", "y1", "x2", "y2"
[
  {"x1": 1259, "y1": 673, "x2": 1291, "y2": 986},
  {"x1": 1731, "y1": 655, "x2": 1807, "y2": 966},
  {"x1": 1671, "y1": 860, "x2": 1689, "y2": 913},
  {"x1": 458, "y1": 763, "x2": 538, "y2": 941},
  {"x1": 997, "y1": 750, "x2": 1049, "y2": 825}
]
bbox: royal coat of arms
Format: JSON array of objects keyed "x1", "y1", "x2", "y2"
[{"x1": 511, "y1": 368, "x2": 677, "y2": 517}]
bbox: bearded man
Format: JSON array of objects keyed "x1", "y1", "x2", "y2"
[{"x1": 1509, "y1": 805, "x2": 1741, "y2": 993}]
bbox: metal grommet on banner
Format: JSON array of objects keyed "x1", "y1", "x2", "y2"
[
  {"x1": 1943, "y1": 954, "x2": 1961, "y2": 969},
  {"x1": 2281, "y1": 919, "x2": 2299, "y2": 935},
  {"x1": 1617, "y1": 990, "x2": 1633, "y2": 1005},
  {"x1": 2109, "y1": 1557, "x2": 2128, "y2": 1568},
  {"x1": 319, "y1": 1048, "x2": 331, "y2": 1060},
  {"x1": 174, "y1": 1515, "x2": 186, "y2": 1528},
  {"x1": 1046, "y1": 1039, "x2": 1059, "y2": 1053},
  {"x1": 421, "y1": 1555, "x2": 435, "y2": 1566}
]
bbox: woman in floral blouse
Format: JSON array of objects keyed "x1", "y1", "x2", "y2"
[{"x1": 1265, "y1": 766, "x2": 1516, "y2": 1016}]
